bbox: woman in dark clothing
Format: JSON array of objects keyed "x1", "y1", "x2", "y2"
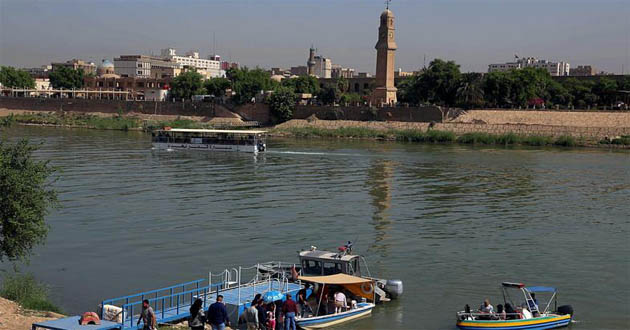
[
  {"x1": 504, "y1": 303, "x2": 517, "y2": 320},
  {"x1": 256, "y1": 299, "x2": 267, "y2": 330},
  {"x1": 188, "y1": 298, "x2": 206, "y2": 330}
]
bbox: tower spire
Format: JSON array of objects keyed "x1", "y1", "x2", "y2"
[{"x1": 386, "y1": 0, "x2": 391, "y2": 10}]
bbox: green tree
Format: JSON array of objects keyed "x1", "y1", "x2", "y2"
[
  {"x1": 0, "y1": 66, "x2": 35, "y2": 89},
  {"x1": 281, "y1": 75, "x2": 320, "y2": 95},
  {"x1": 456, "y1": 72, "x2": 485, "y2": 108},
  {"x1": 170, "y1": 70, "x2": 204, "y2": 100},
  {"x1": 317, "y1": 84, "x2": 341, "y2": 105},
  {"x1": 227, "y1": 67, "x2": 277, "y2": 104},
  {"x1": 562, "y1": 78, "x2": 598, "y2": 108},
  {"x1": 204, "y1": 77, "x2": 231, "y2": 97},
  {"x1": 417, "y1": 59, "x2": 462, "y2": 106},
  {"x1": 396, "y1": 59, "x2": 462, "y2": 106},
  {"x1": 547, "y1": 80, "x2": 572, "y2": 107},
  {"x1": 482, "y1": 71, "x2": 514, "y2": 108},
  {"x1": 508, "y1": 68, "x2": 554, "y2": 107},
  {"x1": 268, "y1": 86, "x2": 296, "y2": 123},
  {"x1": 0, "y1": 139, "x2": 58, "y2": 262},
  {"x1": 592, "y1": 78, "x2": 618, "y2": 106},
  {"x1": 48, "y1": 66, "x2": 85, "y2": 89}
]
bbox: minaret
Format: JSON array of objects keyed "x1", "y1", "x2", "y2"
[
  {"x1": 371, "y1": 6, "x2": 398, "y2": 105},
  {"x1": 307, "y1": 46, "x2": 316, "y2": 76}
]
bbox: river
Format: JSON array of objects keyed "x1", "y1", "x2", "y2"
[{"x1": 2, "y1": 126, "x2": 629, "y2": 329}]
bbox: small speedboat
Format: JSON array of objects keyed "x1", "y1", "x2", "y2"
[
  {"x1": 456, "y1": 282, "x2": 573, "y2": 330},
  {"x1": 295, "y1": 273, "x2": 376, "y2": 329}
]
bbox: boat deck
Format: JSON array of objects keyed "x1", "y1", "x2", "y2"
[{"x1": 32, "y1": 316, "x2": 121, "y2": 330}]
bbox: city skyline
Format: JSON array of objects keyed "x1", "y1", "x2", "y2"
[{"x1": 1, "y1": 0, "x2": 629, "y2": 74}]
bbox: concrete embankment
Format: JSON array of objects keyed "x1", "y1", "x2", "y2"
[{"x1": 275, "y1": 109, "x2": 630, "y2": 141}]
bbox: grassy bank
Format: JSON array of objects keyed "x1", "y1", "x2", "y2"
[
  {"x1": 0, "y1": 273, "x2": 62, "y2": 313},
  {"x1": 1, "y1": 111, "x2": 213, "y2": 131},
  {"x1": 273, "y1": 126, "x2": 610, "y2": 147}
]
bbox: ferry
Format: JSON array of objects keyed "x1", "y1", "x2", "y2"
[
  {"x1": 152, "y1": 128, "x2": 267, "y2": 153},
  {"x1": 296, "y1": 274, "x2": 376, "y2": 329},
  {"x1": 456, "y1": 282, "x2": 573, "y2": 330},
  {"x1": 257, "y1": 242, "x2": 404, "y2": 303}
]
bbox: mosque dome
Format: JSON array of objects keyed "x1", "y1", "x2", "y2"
[{"x1": 97, "y1": 59, "x2": 116, "y2": 77}]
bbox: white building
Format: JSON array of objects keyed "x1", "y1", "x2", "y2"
[
  {"x1": 313, "y1": 55, "x2": 332, "y2": 78},
  {"x1": 160, "y1": 48, "x2": 225, "y2": 78},
  {"x1": 488, "y1": 57, "x2": 570, "y2": 76},
  {"x1": 114, "y1": 55, "x2": 181, "y2": 78}
]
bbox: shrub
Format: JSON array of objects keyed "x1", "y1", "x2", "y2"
[
  {"x1": 496, "y1": 133, "x2": 521, "y2": 145},
  {"x1": 553, "y1": 135, "x2": 577, "y2": 147},
  {"x1": 457, "y1": 132, "x2": 496, "y2": 144},
  {"x1": 522, "y1": 135, "x2": 553, "y2": 146},
  {"x1": 426, "y1": 130, "x2": 456, "y2": 143},
  {"x1": 0, "y1": 273, "x2": 62, "y2": 313}
]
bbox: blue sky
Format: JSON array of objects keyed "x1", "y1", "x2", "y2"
[{"x1": 1, "y1": 0, "x2": 629, "y2": 73}]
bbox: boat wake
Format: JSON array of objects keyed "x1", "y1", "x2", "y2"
[{"x1": 268, "y1": 150, "x2": 361, "y2": 157}]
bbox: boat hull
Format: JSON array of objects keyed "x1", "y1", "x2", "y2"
[
  {"x1": 457, "y1": 314, "x2": 571, "y2": 330},
  {"x1": 296, "y1": 303, "x2": 374, "y2": 329},
  {"x1": 152, "y1": 142, "x2": 260, "y2": 153}
]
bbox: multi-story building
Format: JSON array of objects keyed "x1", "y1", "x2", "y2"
[
  {"x1": 488, "y1": 56, "x2": 570, "y2": 76},
  {"x1": 160, "y1": 48, "x2": 225, "y2": 78},
  {"x1": 332, "y1": 65, "x2": 355, "y2": 79},
  {"x1": 24, "y1": 65, "x2": 52, "y2": 78},
  {"x1": 113, "y1": 55, "x2": 181, "y2": 79},
  {"x1": 290, "y1": 66, "x2": 308, "y2": 76},
  {"x1": 313, "y1": 56, "x2": 332, "y2": 78},
  {"x1": 569, "y1": 65, "x2": 598, "y2": 76},
  {"x1": 84, "y1": 76, "x2": 171, "y2": 101},
  {"x1": 51, "y1": 59, "x2": 97, "y2": 75}
]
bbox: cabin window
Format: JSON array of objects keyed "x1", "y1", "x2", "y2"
[
  {"x1": 323, "y1": 262, "x2": 343, "y2": 275},
  {"x1": 303, "y1": 260, "x2": 322, "y2": 275},
  {"x1": 349, "y1": 259, "x2": 360, "y2": 275}
]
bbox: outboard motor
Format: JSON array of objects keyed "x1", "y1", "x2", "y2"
[
  {"x1": 257, "y1": 142, "x2": 266, "y2": 152},
  {"x1": 557, "y1": 305, "x2": 573, "y2": 316},
  {"x1": 385, "y1": 279, "x2": 403, "y2": 299}
]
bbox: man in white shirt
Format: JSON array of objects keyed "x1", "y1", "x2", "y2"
[
  {"x1": 334, "y1": 291, "x2": 347, "y2": 314},
  {"x1": 479, "y1": 299, "x2": 494, "y2": 314}
]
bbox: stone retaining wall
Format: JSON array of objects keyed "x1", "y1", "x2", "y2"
[
  {"x1": 276, "y1": 119, "x2": 630, "y2": 140},
  {"x1": 454, "y1": 110, "x2": 630, "y2": 128}
]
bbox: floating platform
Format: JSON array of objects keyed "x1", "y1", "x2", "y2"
[{"x1": 32, "y1": 316, "x2": 121, "y2": 330}]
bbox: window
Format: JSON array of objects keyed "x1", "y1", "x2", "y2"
[
  {"x1": 323, "y1": 262, "x2": 343, "y2": 275},
  {"x1": 137, "y1": 63, "x2": 142, "y2": 68},
  {"x1": 138, "y1": 70, "x2": 143, "y2": 75},
  {"x1": 302, "y1": 260, "x2": 322, "y2": 275}
]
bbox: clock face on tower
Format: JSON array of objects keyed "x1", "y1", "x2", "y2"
[{"x1": 388, "y1": 32, "x2": 394, "y2": 40}]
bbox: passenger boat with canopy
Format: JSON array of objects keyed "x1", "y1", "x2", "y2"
[
  {"x1": 152, "y1": 128, "x2": 267, "y2": 153},
  {"x1": 295, "y1": 274, "x2": 376, "y2": 329},
  {"x1": 456, "y1": 282, "x2": 573, "y2": 330}
]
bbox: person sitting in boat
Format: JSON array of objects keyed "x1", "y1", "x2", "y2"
[
  {"x1": 496, "y1": 304, "x2": 506, "y2": 320},
  {"x1": 528, "y1": 293, "x2": 540, "y2": 317},
  {"x1": 504, "y1": 303, "x2": 518, "y2": 320},
  {"x1": 477, "y1": 299, "x2": 494, "y2": 320}
]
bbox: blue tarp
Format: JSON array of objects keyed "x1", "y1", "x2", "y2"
[{"x1": 526, "y1": 286, "x2": 557, "y2": 293}]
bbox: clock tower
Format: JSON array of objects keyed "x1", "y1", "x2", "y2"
[{"x1": 371, "y1": 7, "x2": 398, "y2": 106}]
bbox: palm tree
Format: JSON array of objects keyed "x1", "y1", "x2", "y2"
[{"x1": 456, "y1": 73, "x2": 485, "y2": 108}]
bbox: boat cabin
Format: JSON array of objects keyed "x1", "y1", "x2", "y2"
[
  {"x1": 152, "y1": 128, "x2": 267, "y2": 153},
  {"x1": 299, "y1": 250, "x2": 363, "y2": 277}
]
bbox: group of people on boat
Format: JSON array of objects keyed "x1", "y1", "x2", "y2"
[{"x1": 463, "y1": 294, "x2": 540, "y2": 321}]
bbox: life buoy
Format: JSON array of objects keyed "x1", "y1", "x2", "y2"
[{"x1": 361, "y1": 282, "x2": 374, "y2": 295}]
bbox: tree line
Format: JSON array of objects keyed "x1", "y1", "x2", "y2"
[{"x1": 397, "y1": 59, "x2": 630, "y2": 109}]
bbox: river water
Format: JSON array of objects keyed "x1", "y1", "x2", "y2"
[{"x1": 2, "y1": 126, "x2": 629, "y2": 329}]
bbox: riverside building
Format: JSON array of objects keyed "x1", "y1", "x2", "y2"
[
  {"x1": 160, "y1": 48, "x2": 226, "y2": 78},
  {"x1": 488, "y1": 56, "x2": 570, "y2": 76}
]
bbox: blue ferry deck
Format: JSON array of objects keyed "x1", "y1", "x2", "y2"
[{"x1": 32, "y1": 264, "x2": 303, "y2": 330}]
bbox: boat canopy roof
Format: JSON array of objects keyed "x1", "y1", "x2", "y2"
[
  {"x1": 157, "y1": 128, "x2": 267, "y2": 134},
  {"x1": 526, "y1": 286, "x2": 557, "y2": 293},
  {"x1": 501, "y1": 282, "x2": 525, "y2": 288},
  {"x1": 299, "y1": 250, "x2": 359, "y2": 262},
  {"x1": 298, "y1": 273, "x2": 372, "y2": 285}
]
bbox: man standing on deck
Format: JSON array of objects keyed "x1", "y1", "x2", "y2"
[
  {"x1": 282, "y1": 294, "x2": 298, "y2": 330},
  {"x1": 207, "y1": 295, "x2": 230, "y2": 330},
  {"x1": 137, "y1": 299, "x2": 157, "y2": 330}
]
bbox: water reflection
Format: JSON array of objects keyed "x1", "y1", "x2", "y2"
[{"x1": 366, "y1": 159, "x2": 395, "y2": 258}]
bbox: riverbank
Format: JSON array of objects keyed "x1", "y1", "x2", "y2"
[
  {"x1": 272, "y1": 119, "x2": 630, "y2": 148},
  {"x1": 0, "y1": 109, "x2": 250, "y2": 131},
  {"x1": 2, "y1": 110, "x2": 629, "y2": 148},
  {"x1": 0, "y1": 297, "x2": 64, "y2": 330}
]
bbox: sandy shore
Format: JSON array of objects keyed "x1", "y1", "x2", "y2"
[{"x1": 0, "y1": 297, "x2": 65, "y2": 330}]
